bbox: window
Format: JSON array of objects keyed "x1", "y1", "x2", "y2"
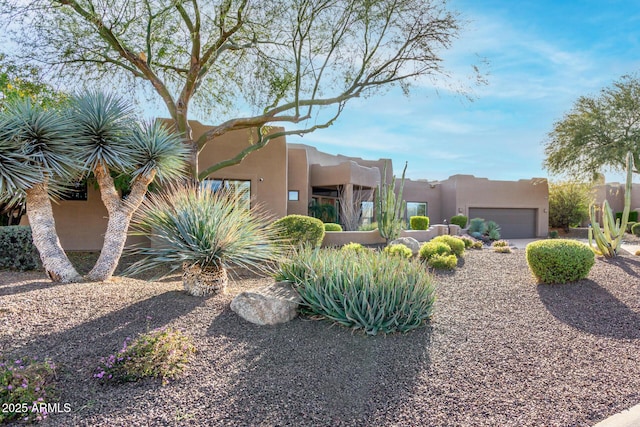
[
  {"x1": 361, "y1": 201, "x2": 374, "y2": 226},
  {"x1": 288, "y1": 190, "x2": 299, "y2": 201},
  {"x1": 201, "y1": 178, "x2": 251, "y2": 210},
  {"x1": 61, "y1": 180, "x2": 88, "y2": 201},
  {"x1": 406, "y1": 202, "x2": 427, "y2": 224}
]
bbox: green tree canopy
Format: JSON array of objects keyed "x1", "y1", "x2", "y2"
[
  {"x1": 547, "y1": 181, "x2": 593, "y2": 232},
  {"x1": 0, "y1": 54, "x2": 67, "y2": 110},
  {"x1": 544, "y1": 74, "x2": 640, "y2": 179},
  {"x1": 0, "y1": 0, "x2": 477, "y2": 180}
]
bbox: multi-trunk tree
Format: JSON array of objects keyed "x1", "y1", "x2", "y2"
[{"x1": 1, "y1": 0, "x2": 474, "y2": 181}]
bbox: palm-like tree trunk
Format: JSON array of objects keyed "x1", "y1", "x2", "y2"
[
  {"x1": 87, "y1": 165, "x2": 155, "y2": 281},
  {"x1": 182, "y1": 262, "x2": 228, "y2": 296},
  {"x1": 26, "y1": 183, "x2": 81, "y2": 283}
]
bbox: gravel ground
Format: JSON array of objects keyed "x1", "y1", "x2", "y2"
[{"x1": 1, "y1": 247, "x2": 640, "y2": 426}]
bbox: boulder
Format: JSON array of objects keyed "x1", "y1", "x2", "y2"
[
  {"x1": 389, "y1": 237, "x2": 421, "y2": 255},
  {"x1": 230, "y1": 281, "x2": 301, "y2": 325}
]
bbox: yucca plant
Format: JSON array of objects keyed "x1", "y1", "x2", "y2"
[
  {"x1": 276, "y1": 247, "x2": 435, "y2": 335},
  {"x1": 70, "y1": 92, "x2": 189, "y2": 281},
  {"x1": 125, "y1": 184, "x2": 283, "y2": 296},
  {"x1": 0, "y1": 98, "x2": 82, "y2": 282}
]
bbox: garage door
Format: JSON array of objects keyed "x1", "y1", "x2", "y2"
[{"x1": 468, "y1": 208, "x2": 537, "y2": 239}]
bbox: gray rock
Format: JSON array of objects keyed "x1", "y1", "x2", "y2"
[
  {"x1": 389, "y1": 237, "x2": 421, "y2": 255},
  {"x1": 230, "y1": 281, "x2": 301, "y2": 325}
]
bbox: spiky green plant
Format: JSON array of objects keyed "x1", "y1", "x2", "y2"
[
  {"x1": 276, "y1": 247, "x2": 435, "y2": 335},
  {"x1": 125, "y1": 184, "x2": 283, "y2": 295},
  {"x1": 0, "y1": 98, "x2": 82, "y2": 282},
  {"x1": 588, "y1": 152, "x2": 634, "y2": 258},
  {"x1": 376, "y1": 161, "x2": 407, "y2": 242}
]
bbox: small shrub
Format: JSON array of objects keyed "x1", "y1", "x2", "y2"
[
  {"x1": 492, "y1": 240, "x2": 510, "y2": 247},
  {"x1": 357, "y1": 222, "x2": 378, "y2": 231},
  {"x1": 95, "y1": 328, "x2": 196, "y2": 385},
  {"x1": 459, "y1": 236, "x2": 474, "y2": 248},
  {"x1": 632, "y1": 222, "x2": 640, "y2": 237},
  {"x1": 276, "y1": 247, "x2": 435, "y2": 335},
  {"x1": 341, "y1": 242, "x2": 367, "y2": 253},
  {"x1": 636, "y1": 250, "x2": 640, "y2": 256},
  {"x1": 427, "y1": 253, "x2": 458, "y2": 270},
  {"x1": 419, "y1": 241, "x2": 452, "y2": 261},
  {"x1": 549, "y1": 230, "x2": 559, "y2": 239},
  {"x1": 525, "y1": 239, "x2": 595, "y2": 284},
  {"x1": 493, "y1": 246, "x2": 512, "y2": 253},
  {"x1": 409, "y1": 216, "x2": 429, "y2": 230},
  {"x1": 485, "y1": 221, "x2": 501, "y2": 241},
  {"x1": 468, "y1": 218, "x2": 487, "y2": 234},
  {"x1": 627, "y1": 221, "x2": 637, "y2": 233},
  {"x1": 469, "y1": 231, "x2": 484, "y2": 240},
  {"x1": 0, "y1": 357, "x2": 57, "y2": 423},
  {"x1": 471, "y1": 241, "x2": 483, "y2": 249},
  {"x1": 384, "y1": 244, "x2": 413, "y2": 258},
  {"x1": 324, "y1": 223, "x2": 343, "y2": 232},
  {"x1": 431, "y1": 235, "x2": 465, "y2": 257},
  {"x1": 450, "y1": 215, "x2": 468, "y2": 229},
  {"x1": 274, "y1": 214, "x2": 325, "y2": 247},
  {"x1": 0, "y1": 226, "x2": 39, "y2": 270}
]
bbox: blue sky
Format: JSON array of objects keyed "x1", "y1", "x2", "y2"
[{"x1": 287, "y1": 0, "x2": 640, "y2": 183}]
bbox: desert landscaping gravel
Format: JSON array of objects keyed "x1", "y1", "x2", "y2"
[{"x1": 1, "y1": 247, "x2": 640, "y2": 426}]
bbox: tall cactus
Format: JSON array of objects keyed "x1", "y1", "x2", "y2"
[
  {"x1": 376, "y1": 161, "x2": 407, "y2": 242},
  {"x1": 588, "y1": 152, "x2": 634, "y2": 258}
]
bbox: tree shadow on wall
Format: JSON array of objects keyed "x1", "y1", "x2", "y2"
[{"x1": 537, "y1": 279, "x2": 640, "y2": 340}]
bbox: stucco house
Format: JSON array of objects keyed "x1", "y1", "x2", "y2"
[{"x1": 21, "y1": 120, "x2": 554, "y2": 250}]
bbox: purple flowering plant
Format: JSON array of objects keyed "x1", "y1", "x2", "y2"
[
  {"x1": 94, "y1": 327, "x2": 196, "y2": 386},
  {"x1": 0, "y1": 356, "x2": 57, "y2": 423}
]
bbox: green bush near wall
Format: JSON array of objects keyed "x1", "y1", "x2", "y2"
[
  {"x1": 616, "y1": 211, "x2": 639, "y2": 223},
  {"x1": 0, "y1": 226, "x2": 40, "y2": 270},
  {"x1": 324, "y1": 223, "x2": 343, "y2": 232},
  {"x1": 273, "y1": 215, "x2": 325, "y2": 247},
  {"x1": 409, "y1": 216, "x2": 429, "y2": 230},
  {"x1": 450, "y1": 215, "x2": 468, "y2": 229}
]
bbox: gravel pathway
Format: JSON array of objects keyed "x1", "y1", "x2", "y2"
[{"x1": 1, "y1": 249, "x2": 640, "y2": 426}]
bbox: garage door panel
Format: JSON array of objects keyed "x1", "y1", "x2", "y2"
[{"x1": 468, "y1": 208, "x2": 536, "y2": 239}]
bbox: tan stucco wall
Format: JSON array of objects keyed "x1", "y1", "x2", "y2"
[
  {"x1": 286, "y1": 146, "x2": 310, "y2": 215},
  {"x1": 443, "y1": 175, "x2": 549, "y2": 237},
  {"x1": 401, "y1": 179, "x2": 443, "y2": 223},
  {"x1": 20, "y1": 185, "x2": 149, "y2": 251},
  {"x1": 195, "y1": 124, "x2": 288, "y2": 218}
]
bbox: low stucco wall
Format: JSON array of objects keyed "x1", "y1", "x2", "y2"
[{"x1": 321, "y1": 225, "x2": 461, "y2": 247}]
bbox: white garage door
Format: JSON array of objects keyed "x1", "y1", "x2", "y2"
[{"x1": 468, "y1": 208, "x2": 537, "y2": 239}]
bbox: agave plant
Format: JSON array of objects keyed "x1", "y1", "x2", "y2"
[
  {"x1": 70, "y1": 92, "x2": 189, "y2": 281},
  {"x1": 0, "y1": 98, "x2": 82, "y2": 282},
  {"x1": 125, "y1": 184, "x2": 283, "y2": 296}
]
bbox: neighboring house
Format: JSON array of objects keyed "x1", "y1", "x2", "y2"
[{"x1": 21, "y1": 120, "x2": 552, "y2": 250}]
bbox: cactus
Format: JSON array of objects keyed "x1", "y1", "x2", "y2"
[
  {"x1": 588, "y1": 152, "x2": 634, "y2": 257},
  {"x1": 376, "y1": 161, "x2": 407, "y2": 243}
]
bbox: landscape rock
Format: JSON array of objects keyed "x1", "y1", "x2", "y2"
[
  {"x1": 230, "y1": 281, "x2": 301, "y2": 325},
  {"x1": 389, "y1": 237, "x2": 421, "y2": 255}
]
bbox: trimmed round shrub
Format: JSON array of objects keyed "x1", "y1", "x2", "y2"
[
  {"x1": 432, "y1": 235, "x2": 465, "y2": 257},
  {"x1": 324, "y1": 223, "x2": 343, "y2": 232},
  {"x1": 427, "y1": 253, "x2": 458, "y2": 270},
  {"x1": 450, "y1": 215, "x2": 468, "y2": 229},
  {"x1": 410, "y1": 216, "x2": 430, "y2": 230},
  {"x1": 549, "y1": 230, "x2": 559, "y2": 239},
  {"x1": 384, "y1": 243, "x2": 413, "y2": 258},
  {"x1": 276, "y1": 247, "x2": 436, "y2": 335},
  {"x1": 274, "y1": 215, "x2": 325, "y2": 247},
  {"x1": 341, "y1": 242, "x2": 366, "y2": 253},
  {"x1": 419, "y1": 241, "x2": 452, "y2": 261},
  {"x1": 471, "y1": 241, "x2": 483, "y2": 249},
  {"x1": 636, "y1": 250, "x2": 640, "y2": 256},
  {"x1": 525, "y1": 239, "x2": 595, "y2": 284},
  {"x1": 492, "y1": 240, "x2": 510, "y2": 247},
  {"x1": 632, "y1": 222, "x2": 640, "y2": 237}
]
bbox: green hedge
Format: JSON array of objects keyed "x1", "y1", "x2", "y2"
[
  {"x1": 616, "y1": 211, "x2": 639, "y2": 223},
  {"x1": 409, "y1": 216, "x2": 429, "y2": 230},
  {"x1": 273, "y1": 215, "x2": 325, "y2": 247},
  {"x1": 0, "y1": 226, "x2": 39, "y2": 270},
  {"x1": 324, "y1": 223, "x2": 343, "y2": 232},
  {"x1": 450, "y1": 215, "x2": 468, "y2": 229},
  {"x1": 525, "y1": 239, "x2": 594, "y2": 284}
]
